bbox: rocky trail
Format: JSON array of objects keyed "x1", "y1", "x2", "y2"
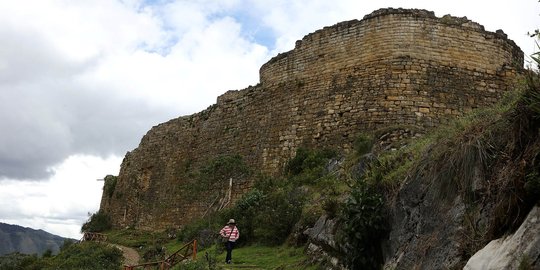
[{"x1": 114, "y1": 244, "x2": 140, "y2": 266}]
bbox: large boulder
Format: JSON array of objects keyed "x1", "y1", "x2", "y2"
[{"x1": 464, "y1": 206, "x2": 540, "y2": 269}]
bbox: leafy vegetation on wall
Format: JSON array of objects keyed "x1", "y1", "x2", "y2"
[
  {"x1": 338, "y1": 181, "x2": 386, "y2": 270},
  {"x1": 183, "y1": 154, "x2": 252, "y2": 202},
  {"x1": 177, "y1": 148, "x2": 339, "y2": 249},
  {"x1": 81, "y1": 210, "x2": 112, "y2": 233},
  {"x1": 103, "y1": 175, "x2": 118, "y2": 198}
]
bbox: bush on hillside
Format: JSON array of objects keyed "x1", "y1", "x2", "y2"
[
  {"x1": 353, "y1": 133, "x2": 374, "y2": 156},
  {"x1": 103, "y1": 175, "x2": 118, "y2": 198},
  {"x1": 0, "y1": 253, "x2": 39, "y2": 270},
  {"x1": 218, "y1": 188, "x2": 264, "y2": 244},
  {"x1": 186, "y1": 154, "x2": 252, "y2": 202},
  {"x1": 252, "y1": 187, "x2": 305, "y2": 245},
  {"x1": 285, "y1": 147, "x2": 336, "y2": 175},
  {"x1": 338, "y1": 181, "x2": 387, "y2": 270},
  {"x1": 199, "y1": 154, "x2": 251, "y2": 187},
  {"x1": 177, "y1": 218, "x2": 222, "y2": 250},
  {"x1": 81, "y1": 210, "x2": 112, "y2": 233},
  {"x1": 0, "y1": 242, "x2": 123, "y2": 270},
  {"x1": 189, "y1": 185, "x2": 305, "y2": 246},
  {"x1": 42, "y1": 242, "x2": 122, "y2": 270},
  {"x1": 142, "y1": 244, "x2": 166, "y2": 262},
  {"x1": 178, "y1": 147, "x2": 337, "y2": 249}
]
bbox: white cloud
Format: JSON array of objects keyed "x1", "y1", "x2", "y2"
[
  {"x1": 0, "y1": 154, "x2": 122, "y2": 239},
  {"x1": 84, "y1": 15, "x2": 269, "y2": 112},
  {"x1": 0, "y1": 0, "x2": 165, "y2": 62}
]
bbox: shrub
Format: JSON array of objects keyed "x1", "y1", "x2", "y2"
[
  {"x1": 285, "y1": 147, "x2": 336, "y2": 176},
  {"x1": 220, "y1": 189, "x2": 264, "y2": 243},
  {"x1": 363, "y1": 148, "x2": 416, "y2": 193},
  {"x1": 294, "y1": 204, "x2": 323, "y2": 242},
  {"x1": 252, "y1": 187, "x2": 305, "y2": 245},
  {"x1": 0, "y1": 253, "x2": 39, "y2": 270},
  {"x1": 81, "y1": 210, "x2": 112, "y2": 233},
  {"x1": 322, "y1": 197, "x2": 341, "y2": 219},
  {"x1": 187, "y1": 154, "x2": 252, "y2": 201},
  {"x1": 253, "y1": 174, "x2": 281, "y2": 193},
  {"x1": 214, "y1": 184, "x2": 305, "y2": 246},
  {"x1": 103, "y1": 175, "x2": 117, "y2": 198},
  {"x1": 525, "y1": 44, "x2": 540, "y2": 117},
  {"x1": 199, "y1": 154, "x2": 251, "y2": 186},
  {"x1": 60, "y1": 239, "x2": 75, "y2": 252},
  {"x1": 179, "y1": 147, "x2": 336, "y2": 248},
  {"x1": 43, "y1": 242, "x2": 122, "y2": 270},
  {"x1": 284, "y1": 147, "x2": 337, "y2": 186},
  {"x1": 178, "y1": 219, "x2": 221, "y2": 250},
  {"x1": 42, "y1": 249, "x2": 53, "y2": 258},
  {"x1": 354, "y1": 133, "x2": 374, "y2": 156},
  {"x1": 338, "y1": 181, "x2": 387, "y2": 270},
  {"x1": 142, "y1": 244, "x2": 166, "y2": 262}
]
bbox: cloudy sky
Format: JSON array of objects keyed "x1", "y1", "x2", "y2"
[{"x1": 0, "y1": 0, "x2": 538, "y2": 239}]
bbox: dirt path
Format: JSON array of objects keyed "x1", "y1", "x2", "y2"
[{"x1": 114, "y1": 244, "x2": 140, "y2": 266}]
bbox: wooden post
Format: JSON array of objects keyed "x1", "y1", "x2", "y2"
[
  {"x1": 192, "y1": 239, "x2": 197, "y2": 260},
  {"x1": 228, "y1": 177, "x2": 232, "y2": 203}
]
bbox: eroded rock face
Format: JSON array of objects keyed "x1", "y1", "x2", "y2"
[
  {"x1": 304, "y1": 215, "x2": 338, "y2": 249},
  {"x1": 464, "y1": 206, "x2": 540, "y2": 270},
  {"x1": 383, "y1": 169, "x2": 467, "y2": 269},
  {"x1": 381, "y1": 121, "x2": 539, "y2": 269},
  {"x1": 304, "y1": 215, "x2": 345, "y2": 269}
]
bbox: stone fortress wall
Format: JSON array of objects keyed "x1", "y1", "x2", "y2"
[{"x1": 100, "y1": 8, "x2": 523, "y2": 230}]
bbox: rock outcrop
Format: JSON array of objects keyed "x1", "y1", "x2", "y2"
[
  {"x1": 464, "y1": 206, "x2": 540, "y2": 270},
  {"x1": 304, "y1": 215, "x2": 344, "y2": 269}
]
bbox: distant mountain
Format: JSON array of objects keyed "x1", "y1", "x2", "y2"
[{"x1": 0, "y1": 222, "x2": 71, "y2": 256}]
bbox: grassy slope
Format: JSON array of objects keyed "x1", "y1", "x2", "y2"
[
  {"x1": 104, "y1": 228, "x2": 319, "y2": 269},
  {"x1": 179, "y1": 244, "x2": 317, "y2": 270}
]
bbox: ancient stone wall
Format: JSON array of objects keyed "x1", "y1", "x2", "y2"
[{"x1": 100, "y1": 8, "x2": 523, "y2": 230}]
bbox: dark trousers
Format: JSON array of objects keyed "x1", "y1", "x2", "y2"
[{"x1": 225, "y1": 241, "x2": 235, "y2": 262}]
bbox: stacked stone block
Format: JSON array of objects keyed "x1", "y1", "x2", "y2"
[{"x1": 100, "y1": 8, "x2": 523, "y2": 230}]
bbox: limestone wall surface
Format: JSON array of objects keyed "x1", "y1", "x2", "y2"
[{"x1": 100, "y1": 8, "x2": 523, "y2": 230}]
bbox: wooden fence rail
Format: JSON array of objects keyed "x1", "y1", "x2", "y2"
[
  {"x1": 123, "y1": 239, "x2": 197, "y2": 270},
  {"x1": 79, "y1": 232, "x2": 107, "y2": 242}
]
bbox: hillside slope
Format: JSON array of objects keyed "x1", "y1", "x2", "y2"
[{"x1": 0, "y1": 223, "x2": 68, "y2": 256}]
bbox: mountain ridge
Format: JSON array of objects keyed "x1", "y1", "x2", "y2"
[{"x1": 0, "y1": 222, "x2": 71, "y2": 256}]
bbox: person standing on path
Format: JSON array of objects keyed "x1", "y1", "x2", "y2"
[{"x1": 219, "y1": 219, "x2": 240, "y2": 264}]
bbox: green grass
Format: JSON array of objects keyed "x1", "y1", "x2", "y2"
[
  {"x1": 104, "y1": 228, "x2": 319, "y2": 269},
  {"x1": 105, "y1": 228, "x2": 165, "y2": 248},
  {"x1": 164, "y1": 239, "x2": 189, "y2": 254},
  {"x1": 191, "y1": 244, "x2": 318, "y2": 270}
]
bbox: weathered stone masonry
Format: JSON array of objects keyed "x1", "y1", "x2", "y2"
[{"x1": 100, "y1": 8, "x2": 523, "y2": 230}]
